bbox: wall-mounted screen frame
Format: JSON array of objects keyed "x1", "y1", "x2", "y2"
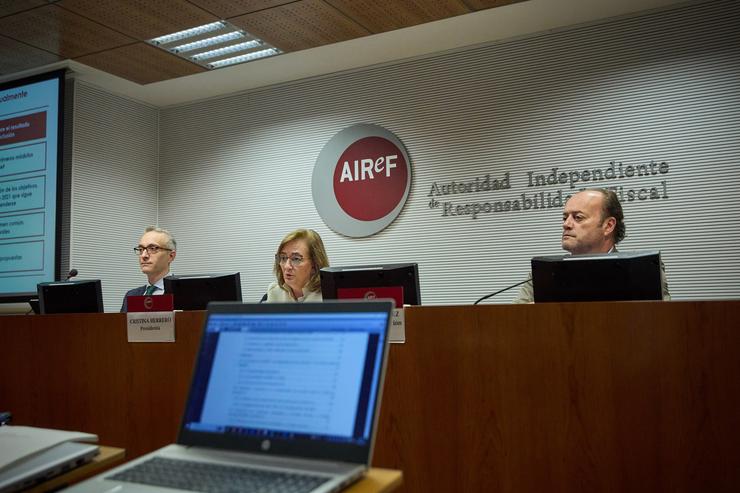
[{"x1": 0, "y1": 69, "x2": 65, "y2": 302}]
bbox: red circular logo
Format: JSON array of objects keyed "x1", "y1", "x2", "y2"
[
  {"x1": 313, "y1": 124, "x2": 412, "y2": 237},
  {"x1": 332, "y1": 137, "x2": 409, "y2": 221}
]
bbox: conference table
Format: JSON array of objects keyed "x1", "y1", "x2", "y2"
[{"x1": 1, "y1": 301, "x2": 738, "y2": 492}]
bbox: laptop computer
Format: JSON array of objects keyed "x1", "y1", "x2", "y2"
[
  {"x1": 0, "y1": 442, "x2": 99, "y2": 493},
  {"x1": 67, "y1": 300, "x2": 393, "y2": 493}
]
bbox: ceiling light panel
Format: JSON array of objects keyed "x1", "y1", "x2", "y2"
[
  {"x1": 148, "y1": 20, "x2": 280, "y2": 70},
  {"x1": 208, "y1": 48, "x2": 280, "y2": 69},
  {"x1": 150, "y1": 22, "x2": 225, "y2": 46},
  {"x1": 173, "y1": 31, "x2": 244, "y2": 53},
  {"x1": 191, "y1": 40, "x2": 263, "y2": 61}
]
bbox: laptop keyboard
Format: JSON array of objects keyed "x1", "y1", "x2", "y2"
[{"x1": 108, "y1": 457, "x2": 331, "y2": 493}]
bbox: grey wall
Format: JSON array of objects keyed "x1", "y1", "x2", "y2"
[
  {"x1": 70, "y1": 0, "x2": 740, "y2": 311},
  {"x1": 70, "y1": 83, "x2": 159, "y2": 310}
]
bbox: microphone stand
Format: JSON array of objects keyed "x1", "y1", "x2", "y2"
[{"x1": 474, "y1": 278, "x2": 530, "y2": 305}]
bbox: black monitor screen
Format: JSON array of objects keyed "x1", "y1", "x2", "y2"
[
  {"x1": 532, "y1": 250, "x2": 663, "y2": 303},
  {"x1": 164, "y1": 273, "x2": 242, "y2": 310},
  {"x1": 320, "y1": 263, "x2": 421, "y2": 307},
  {"x1": 37, "y1": 279, "x2": 103, "y2": 314}
]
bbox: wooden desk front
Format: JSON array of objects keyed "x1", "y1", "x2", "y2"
[
  {"x1": 373, "y1": 301, "x2": 740, "y2": 492},
  {"x1": 1, "y1": 302, "x2": 738, "y2": 492},
  {"x1": 0, "y1": 311, "x2": 202, "y2": 458}
]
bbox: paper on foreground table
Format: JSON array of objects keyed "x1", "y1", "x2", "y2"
[{"x1": 0, "y1": 426, "x2": 98, "y2": 471}]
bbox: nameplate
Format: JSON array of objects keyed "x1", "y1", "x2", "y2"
[
  {"x1": 337, "y1": 286, "x2": 404, "y2": 309},
  {"x1": 127, "y1": 294, "x2": 174, "y2": 312},
  {"x1": 126, "y1": 311, "x2": 175, "y2": 343},
  {"x1": 390, "y1": 308, "x2": 405, "y2": 344}
]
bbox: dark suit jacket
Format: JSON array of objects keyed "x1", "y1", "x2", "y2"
[{"x1": 120, "y1": 285, "x2": 147, "y2": 313}]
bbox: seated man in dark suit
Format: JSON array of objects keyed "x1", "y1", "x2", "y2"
[
  {"x1": 120, "y1": 226, "x2": 177, "y2": 312},
  {"x1": 513, "y1": 188, "x2": 669, "y2": 303}
]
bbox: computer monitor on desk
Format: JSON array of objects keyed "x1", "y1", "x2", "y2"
[
  {"x1": 320, "y1": 263, "x2": 421, "y2": 308},
  {"x1": 531, "y1": 250, "x2": 663, "y2": 302},
  {"x1": 37, "y1": 279, "x2": 104, "y2": 314},
  {"x1": 164, "y1": 273, "x2": 242, "y2": 310}
]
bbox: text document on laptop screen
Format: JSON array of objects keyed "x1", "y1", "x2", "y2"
[{"x1": 182, "y1": 311, "x2": 388, "y2": 446}]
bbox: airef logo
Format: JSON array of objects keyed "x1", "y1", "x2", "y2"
[{"x1": 312, "y1": 124, "x2": 411, "y2": 237}]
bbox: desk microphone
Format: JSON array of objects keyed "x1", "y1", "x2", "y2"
[
  {"x1": 66, "y1": 269, "x2": 78, "y2": 281},
  {"x1": 474, "y1": 278, "x2": 530, "y2": 305}
]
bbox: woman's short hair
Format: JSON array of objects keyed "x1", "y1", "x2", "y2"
[{"x1": 273, "y1": 229, "x2": 329, "y2": 294}]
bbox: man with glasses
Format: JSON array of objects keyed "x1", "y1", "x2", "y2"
[{"x1": 120, "y1": 226, "x2": 177, "y2": 312}]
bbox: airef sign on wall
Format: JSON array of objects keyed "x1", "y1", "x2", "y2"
[{"x1": 312, "y1": 124, "x2": 412, "y2": 237}]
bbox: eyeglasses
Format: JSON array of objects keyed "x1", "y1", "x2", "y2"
[
  {"x1": 275, "y1": 254, "x2": 305, "y2": 267},
  {"x1": 134, "y1": 245, "x2": 172, "y2": 255}
]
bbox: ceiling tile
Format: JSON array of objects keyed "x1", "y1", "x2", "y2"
[
  {"x1": 0, "y1": 0, "x2": 48, "y2": 17},
  {"x1": 0, "y1": 0, "x2": 531, "y2": 88},
  {"x1": 326, "y1": 0, "x2": 471, "y2": 33},
  {"x1": 75, "y1": 43, "x2": 207, "y2": 85},
  {"x1": 189, "y1": 0, "x2": 293, "y2": 19},
  {"x1": 463, "y1": 0, "x2": 526, "y2": 10},
  {"x1": 58, "y1": 0, "x2": 219, "y2": 41},
  {"x1": 229, "y1": 0, "x2": 371, "y2": 52},
  {"x1": 0, "y1": 35, "x2": 61, "y2": 77},
  {"x1": 0, "y1": 4, "x2": 134, "y2": 58}
]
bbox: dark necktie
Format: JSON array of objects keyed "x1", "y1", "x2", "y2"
[{"x1": 144, "y1": 285, "x2": 156, "y2": 296}]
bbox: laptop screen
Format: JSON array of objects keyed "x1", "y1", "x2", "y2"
[{"x1": 178, "y1": 301, "x2": 392, "y2": 464}]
